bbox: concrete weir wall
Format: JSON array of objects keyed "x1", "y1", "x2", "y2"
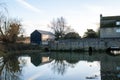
[{"x1": 49, "y1": 38, "x2": 120, "y2": 51}]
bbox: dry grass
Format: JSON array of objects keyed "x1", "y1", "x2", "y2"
[{"x1": 0, "y1": 43, "x2": 41, "y2": 52}]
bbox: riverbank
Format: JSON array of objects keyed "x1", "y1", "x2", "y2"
[
  {"x1": 50, "y1": 49, "x2": 105, "y2": 52},
  {"x1": 0, "y1": 43, "x2": 41, "y2": 51},
  {"x1": 0, "y1": 43, "x2": 43, "y2": 57}
]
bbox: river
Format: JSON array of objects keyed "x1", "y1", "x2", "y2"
[{"x1": 0, "y1": 52, "x2": 120, "y2": 80}]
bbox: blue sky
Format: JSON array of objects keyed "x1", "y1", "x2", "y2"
[{"x1": 3, "y1": 0, "x2": 120, "y2": 36}]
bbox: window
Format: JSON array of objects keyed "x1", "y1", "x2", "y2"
[
  {"x1": 116, "y1": 21, "x2": 120, "y2": 25},
  {"x1": 116, "y1": 29, "x2": 120, "y2": 32}
]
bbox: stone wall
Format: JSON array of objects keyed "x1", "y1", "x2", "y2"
[{"x1": 49, "y1": 38, "x2": 120, "y2": 51}]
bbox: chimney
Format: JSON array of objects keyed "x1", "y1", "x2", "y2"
[{"x1": 100, "y1": 14, "x2": 102, "y2": 18}]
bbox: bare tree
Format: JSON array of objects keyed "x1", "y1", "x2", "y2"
[
  {"x1": 49, "y1": 17, "x2": 74, "y2": 40},
  {"x1": 0, "y1": 2, "x2": 24, "y2": 43},
  {"x1": 0, "y1": 16, "x2": 23, "y2": 43}
]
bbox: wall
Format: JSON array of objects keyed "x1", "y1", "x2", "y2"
[
  {"x1": 42, "y1": 34, "x2": 55, "y2": 45},
  {"x1": 30, "y1": 31, "x2": 41, "y2": 44},
  {"x1": 100, "y1": 27, "x2": 120, "y2": 38},
  {"x1": 49, "y1": 39, "x2": 120, "y2": 51}
]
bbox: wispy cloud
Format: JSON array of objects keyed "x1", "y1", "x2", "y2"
[{"x1": 16, "y1": 0, "x2": 42, "y2": 13}]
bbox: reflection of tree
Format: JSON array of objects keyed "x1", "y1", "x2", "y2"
[
  {"x1": 51, "y1": 60, "x2": 68, "y2": 75},
  {"x1": 0, "y1": 54, "x2": 22, "y2": 80},
  {"x1": 65, "y1": 53, "x2": 79, "y2": 65},
  {"x1": 50, "y1": 52, "x2": 80, "y2": 75}
]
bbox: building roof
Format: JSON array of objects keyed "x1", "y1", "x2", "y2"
[
  {"x1": 36, "y1": 30, "x2": 54, "y2": 36},
  {"x1": 101, "y1": 16, "x2": 120, "y2": 20},
  {"x1": 100, "y1": 15, "x2": 120, "y2": 28}
]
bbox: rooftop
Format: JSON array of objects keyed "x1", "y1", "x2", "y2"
[
  {"x1": 101, "y1": 15, "x2": 120, "y2": 20},
  {"x1": 100, "y1": 15, "x2": 120, "y2": 28},
  {"x1": 36, "y1": 30, "x2": 54, "y2": 36}
]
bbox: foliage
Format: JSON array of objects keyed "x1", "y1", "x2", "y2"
[
  {"x1": 0, "y1": 17, "x2": 23, "y2": 43},
  {"x1": 0, "y1": 2, "x2": 24, "y2": 43},
  {"x1": 48, "y1": 17, "x2": 74, "y2": 40},
  {"x1": 64, "y1": 32, "x2": 81, "y2": 39},
  {"x1": 83, "y1": 29, "x2": 98, "y2": 38}
]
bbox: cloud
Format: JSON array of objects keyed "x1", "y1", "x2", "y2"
[{"x1": 16, "y1": 0, "x2": 42, "y2": 13}]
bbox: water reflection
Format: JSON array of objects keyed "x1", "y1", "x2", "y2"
[
  {"x1": 30, "y1": 53, "x2": 52, "y2": 67},
  {"x1": 0, "y1": 52, "x2": 120, "y2": 80},
  {"x1": 30, "y1": 53, "x2": 42, "y2": 66},
  {"x1": 0, "y1": 54, "x2": 22, "y2": 80},
  {"x1": 50, "y1": 52, "x2": 80, "y2": 64},
  {"x1": 50, "y1": 53, "x2": 80, "y2": 75},
  {"x1": 50, "y1": 52, "x2": 100, "y2": 79},
  {"x1": 100, "y1": 54, "x2": 120, "y2": 80}
]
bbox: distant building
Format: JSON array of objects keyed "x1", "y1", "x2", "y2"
[
  {"x1": 30, "y1": 30, "x2": 55, "y2": 45},
  {"x1": 100, "y1": 14, "x2": 120, "y2": 38}
]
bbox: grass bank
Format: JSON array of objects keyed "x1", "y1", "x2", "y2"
[{"x1": 0, "y1": 43, "x2": 42, "y2": 53}]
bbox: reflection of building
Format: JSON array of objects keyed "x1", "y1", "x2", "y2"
[
  {"x1": 50, "y1": 52, "x2": 81, "y2": 64},
  {"x1": 31, "y1": 54, "x2": 42, "y2": 66},
  {"x1": 100, "y1": 14, "x2": 120, "y2": 38},
  {"x1": 30, "y1": 54, "x2": 52, "y2": 67},
  {"x1": 100, "y1": 55, "x2": 120, "y2": 80},
  {"x1": 50, "y1": 52, "x2": 120, "y2": 79},
  {"x1": 30, "y1": 30, "x2": 55, "y2": 45}
]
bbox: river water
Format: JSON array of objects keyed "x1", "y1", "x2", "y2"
[{"x1": 0, "y1": 52, "x2": 120, "y2": 80}]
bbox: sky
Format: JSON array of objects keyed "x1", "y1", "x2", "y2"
[{"x1": 2, "y1": 0, "x2": 120, "y2": 36}]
